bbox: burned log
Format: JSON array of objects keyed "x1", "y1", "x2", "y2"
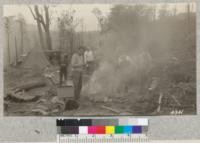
[
  {"x1": 5, "y1": 80, "x2": 46, "y2": 102},
  {"x1": 6, "y1": 91, "x2": 40, "y2": 102},
  {"x1": 14, "y1": 80, "x2": 46, "y2": 92}
]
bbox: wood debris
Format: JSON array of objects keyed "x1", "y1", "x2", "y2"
[
  {"x1": 14, "y1": 80, "x2": 46, "y2": 92},
  {"x1": 6, "y1": 90, "x2": 40, "y2": 102},
  {"x1": 156, "y1": 92, "x2": 163, "y2": 113},
  {"x1": 100, "y1": 105, "x2": 120, "y2": 114}
]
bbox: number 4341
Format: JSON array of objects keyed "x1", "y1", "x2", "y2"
[{"x1": 170, "y1": 109, "x2": 184, "y2": 115}]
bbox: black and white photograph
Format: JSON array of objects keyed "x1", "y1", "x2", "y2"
[{"x1": 3, "y1": 3, "x2": 196, "y2": 116}]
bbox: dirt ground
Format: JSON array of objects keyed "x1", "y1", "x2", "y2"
[
  {"x1": 4, "y1": 76, "x2": 136, "y2": 116},
  {"x1": 4, "y1": 67, "x2": 196, "y2": 116}
]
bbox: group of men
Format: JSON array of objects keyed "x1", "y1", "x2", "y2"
[{"x1": 59, "y1": 46, "x2": 94, "y2": 100}]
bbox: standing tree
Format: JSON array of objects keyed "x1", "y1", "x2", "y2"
[
  {"x1": 28, "y1": 5, "x2": 45, "y2": 50},
  {"x1": 14, "y1": 37, "x2": 18, "y2": 65},
  {"x1": 4, "y1": 16, "x2": 14, "y2": 65},
  {"x1": 187, "y1": 3, "x2": 191, "y2": 33},
  {"x1": 57, "y1": 9, "x2": 79, "y2": 57},
  {"x1": 28, "y1": 5, "x2": 52, "y2": 50},
  {"x1": 16, "y1": 14, "x2": 26, "y2": 55},
  {"x1": 173, "y1": 6, "x2": 177, "y2": 16},
  {"x1": 57, "y1": 18, "x2": 66, "y2": 51},
  {"x1": 158, "y1": 5, "x2": 170, "y2": 19},
  {"x1": 43, "y1": 6, "x2": 52, "y2": 50},
  {"x1": 92, "y1": 7, "x2": 109, "y2": 33}
]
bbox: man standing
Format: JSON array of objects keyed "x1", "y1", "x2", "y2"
[
  {"x1": 71, "y1": 46, "x2": 85, "y2": 100},
  {"x1": 59, "y1": 53, "x2": 68, "y2": 86},
  {"x1": 84, "y1": 47, "x2": 94, "y2": 74}
]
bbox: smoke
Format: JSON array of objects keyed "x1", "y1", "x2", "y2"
[
  {"x1": 83, "y1": 30, "x2": 153, "y2": 98},
  {"x1": 82, "y1": 4, "x2": 196, "y2": 99}
]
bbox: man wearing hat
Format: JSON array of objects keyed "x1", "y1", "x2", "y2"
[{"x1": 71, "y1": 46, "x2": 85, "y2": 100}]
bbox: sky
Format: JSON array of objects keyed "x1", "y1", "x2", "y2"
[{"x1": 3, "y1": 3, "x2": 196, "y2": 31}]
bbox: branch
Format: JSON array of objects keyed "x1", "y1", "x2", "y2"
[
  {"x1": 28, "y1": 5, "x2": 44, "y2": 29},
  {"x1": 38, "y1": 13, "x2": 46, "y2": 31},
  {"x1": 44, "y1": 5, "x2": 50, "y2": 26},
  {"x1": 28, "y1": 6, "x2": 37, "y2": 20}
]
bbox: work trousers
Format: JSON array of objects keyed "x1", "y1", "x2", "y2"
[
  {"x1": 60, "y1": 66, "x2": 67, "y2": 85},
  {"x1": 72, "y1": 71, "x2": 82, "y2": 100}
]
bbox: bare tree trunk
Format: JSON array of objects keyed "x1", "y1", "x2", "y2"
[
  {"x1": 44, "y1": 6, "x2": 52, "y2": 50},
  {"x1": 5, "y1": 17, "x2": 11, "y2": 65},
  {"x1": 187, "y1": 3, "x2": 191, "y2": 33},
  {"x1": 69, "y1": 31, "x2": 74, "y2": 59},
  {"x1": 20, "y1": 26, "x2": 24, "y2": 54},
  {"x1": 29, "y1": 5, "x2": 52, "y2": 50},
  {"x1": 15, "y1": 37, "x2": 18, "y2": 65},
  {"x1": 34, "y1": 6, "x2": 45, "y2": 50},
  {"x1": 37, "y1": 22, "x2": 45, "y2": 50},
  {"x1": 153, "y1": 6, "x2": 156, "y2": 21},
  {"x1": 19, "y1": 21, "x2": 24, "y2": 54},
  {"x1": 7, "y1": 33, "x2": 11, "y2": 65},
  {"x1": 17, "y1": 19, "x2": 24, "y2": 55},
  {"x1": 45, "y1": 28, "x2": 52, "y2": 50}
]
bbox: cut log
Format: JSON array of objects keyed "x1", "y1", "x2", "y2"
[
  {"x1": 31, "y1": 109, "x2": 49, "y2": 116},
  {"x1": 7, "y1": 91, "x2": 40, "y2": 102},
  {"x1": 14, "y1": 80, "x2": 46, "y2": 92},
  {"x1": 100, "y1": 105, "x2": 120, "y2": 114}
]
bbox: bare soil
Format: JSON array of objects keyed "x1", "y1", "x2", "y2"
[{"x1": 4, "y1": 67, "x2": 196, "y2": 116}]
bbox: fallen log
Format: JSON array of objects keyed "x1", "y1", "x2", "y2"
[
  {"x1": 14, "y1": 80, "x2": 46, "y2": 92},
  {"x1": 6, "y1": 91, "x2": 40, "y2": 102},
  {"x1": 31, "y1": 109, "x2": 49, "y2": 116}
]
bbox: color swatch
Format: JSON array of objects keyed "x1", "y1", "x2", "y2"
[
  {"x1": 57, "y1": 118, "x2": 148, "y2": 135},
  {"x1": 106, "y1": 126, "x2": 115, "y2": 134}
]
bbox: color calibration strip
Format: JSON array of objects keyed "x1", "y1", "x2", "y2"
[
  {"x1": 57, "y1": 119, "x2": 149, "y2": 143},
  {"x1": 58, "y1": 125, "x2": 147, "y2": 134},
  {"x1": 57, "y1": 118, "x2": 148, "y2": 135}
]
